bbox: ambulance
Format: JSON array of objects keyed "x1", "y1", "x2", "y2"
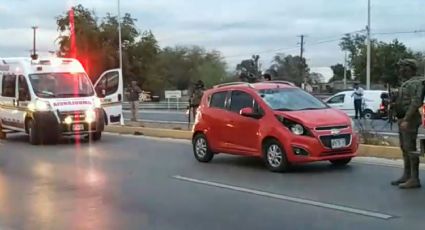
[{"x1": 0, "y1": 57, "x2": 123, "y2": 145}]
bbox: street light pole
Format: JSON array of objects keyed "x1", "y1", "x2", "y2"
[
  {"x1": 31, "y1": 26, "x2": 38, "y2": 60},
  {"x1": 117, "y1": 0, "x2": 123, "y2": 71},
  {"x1": 343, "y1": 52, "x2": 347, "y2": 89},
  {"x1": 366, "y1": 0, "x2": 371, "y2": 90}
]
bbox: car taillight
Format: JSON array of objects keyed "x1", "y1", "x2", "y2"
[{"x1": 379, "y1": 104, "x2": 385, "y2": 110}]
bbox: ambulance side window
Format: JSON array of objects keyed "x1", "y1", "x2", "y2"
[
  {"x1": 95, "y1": 72, "x2": 119, "y2": 97},
  {"x1": 18, "y1": 75, "x2": 30, "y2": 101},
  {"x1": 1, "y1": 74, "x2": 16, "y2": 98}
]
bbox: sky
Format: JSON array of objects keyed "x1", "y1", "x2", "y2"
[{"x1": 0, "y1": 0, "x2": 424, "y2": 80}]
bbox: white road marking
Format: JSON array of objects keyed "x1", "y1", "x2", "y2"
[{"x1": 173, "y1": 175, "x2": 394, "y2": 220}]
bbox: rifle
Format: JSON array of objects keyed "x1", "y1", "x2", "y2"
[{"x1": 187, "y1": 98, "x2": 192, "y2": 129}]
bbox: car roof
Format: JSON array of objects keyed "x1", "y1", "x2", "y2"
[{"x1": 210, "y1": 81, "x2": 296, "y2": 92}]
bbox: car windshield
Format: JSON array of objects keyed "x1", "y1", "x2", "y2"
[
  {"x1": 258, "y1": 88, "x2": 328, "y2": 111},
  {"x1": 29, "y1": 72, "x2": 94, "y2": 98}
]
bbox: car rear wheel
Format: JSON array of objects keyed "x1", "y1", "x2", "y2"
[
  {"x1": 330, "y1": 158, "x2": 352, "y2": 166},
  {"x1": 193, "y1": 133, "x2": 214, "y2": 163},
  {"x1": 363, "y1": 109, "x2": 374, "y2": 120},
  {"x1": 263, "y1": 139, "x2": 290, "y2": 172}
]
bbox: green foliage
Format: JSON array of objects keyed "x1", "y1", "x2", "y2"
[
  {"x1": 268, "y1": 54, "x2": 309, "y2": 86},
  {"x1": 56, "y1": 4, "x2": 227, "y2": 96},
  {"x1": 329, "y1": 63, "x2": 351, "y2": 82},
  {"x1": 339, "y1": 33, "x2": 420, "y2": 87}
]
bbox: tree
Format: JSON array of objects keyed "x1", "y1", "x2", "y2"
[
  {"x1": 268, "y1": 54, "x2": 309, "y2": 86},
  {"x1": 329, "y1": 63, "x2": 351, "y2": 82},
  {"x1": 236, "y1": 55, "x2": 261, "y2": 83},
  {"x1": 308, "y1": 72, "x2": 325, "y2": 84},
  {"x1": 339, "y1": 33, "x2": 417, "y2": 86},
  {"x1": 56, "y1": 4, "x2": 227, "y2": 96}
]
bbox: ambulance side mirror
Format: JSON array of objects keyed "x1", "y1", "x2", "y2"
[{"x1": 96, "y1": 86, "x2": 106, "y2": 98}]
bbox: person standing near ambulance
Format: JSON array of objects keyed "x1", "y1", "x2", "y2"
[{"x1": 128, "y1": 81, "x2": 142, "y2": 122}]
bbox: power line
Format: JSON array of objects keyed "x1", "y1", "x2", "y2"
[
  {"x1": 224, "y1": 29, "x2": 365, "y2": 59},
  {"x1": 373, "y1": 30, "x2": 425, "y2": 35}
]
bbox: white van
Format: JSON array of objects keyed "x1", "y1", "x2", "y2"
[
  {"x1": 324, "y1": 90, "x2": 388, "y2": 119},
  {"x1": 0, "y1": 57, "x2": 123, "y2": 144}
]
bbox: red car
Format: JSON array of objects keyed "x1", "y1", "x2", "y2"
[{"x1": 192, "y1": 81, "x2": 359, "y2": 172}]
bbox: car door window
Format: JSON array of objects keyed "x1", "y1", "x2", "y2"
[
  {"x1": 327, "y1": 94, "x2": 345, "y2": 104},
  {"x1": 209, "y1": 91, "x2": 227, "y2": 109},
  {"x1": 18, "y1": 75, "x2": 30, "y2": 101},
  {"x1": 1, "y1": 74, "x2": 16, "y2": 98},
  {"x1": 230, "y1": 91, "x2": 254, "y2": 113}
]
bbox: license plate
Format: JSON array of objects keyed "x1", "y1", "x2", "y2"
[
  {"x1": 331, "y1": 138, "x2": 346, "y2": 149},
  {"x1": 72, "y1": 124, "x2": 84, "y2": 131}
]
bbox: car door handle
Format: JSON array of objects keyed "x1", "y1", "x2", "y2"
[{"x1": 118, "y1": 94, "x2": 122, "y2": 102}]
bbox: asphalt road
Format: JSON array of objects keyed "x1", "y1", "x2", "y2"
[
  {"x1": 122, "y1": 110, "x2": 425, "y2": 135},
  {"x1": 0, "y1": 134, "x2": 425, "y2": 229}
]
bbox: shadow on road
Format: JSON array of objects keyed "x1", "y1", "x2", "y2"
[
  {"x1": 212, "y1": 155, "x2": 355, "y2": 174},
  {"x1": 2, "y1": 133, "x2": 108, "y2": 146}
]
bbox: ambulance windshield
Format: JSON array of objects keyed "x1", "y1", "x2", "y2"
[{"x1": 29, "y1": 72, "x2": 95, "y2": 98}]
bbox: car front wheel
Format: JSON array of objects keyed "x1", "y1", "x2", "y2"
[
  {"x1": 263, "y1": 139, "x2": 290, "y2": 172},
  {"x1": 193, "y1": 133, "x2": 214, "y2": 163}
]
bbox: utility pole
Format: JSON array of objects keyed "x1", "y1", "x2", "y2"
[
  {"x1": 117, "y1": 0, "x2": 123, "y2": 71},
  {"x1": 343, "y1": 52, "x2": 347, "y2": 89},
  {"x1": 366, "y1": 0, "x2": 371, "y2": 90},
  {"x1": 31, "y1": 26, "x2": 38, "y2": 60},
  {"x1": 299, "y1": 35, "x2": 306, "y2": 89}
]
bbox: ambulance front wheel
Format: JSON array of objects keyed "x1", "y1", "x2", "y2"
[
  {"x1": 28, "y1": 120, "x2": 40, "y2": 145},
  {"x1": 91, "y1": 132, "x2": 102, "y2": 141}
]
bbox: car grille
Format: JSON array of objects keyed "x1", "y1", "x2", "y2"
[
  {"x1": 319, "y1": 134, "x2": 351, "y2": 149},
  {"x1": 315, "y1": 125, "x2": 348, "y2": 131},
  {"x1": 58, "y1": 111, "x2": 86, "y2": 122}
]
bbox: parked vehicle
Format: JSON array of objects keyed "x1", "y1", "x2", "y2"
[
  {"x1": 192, "y1": 81, "x2": 359, "y2": 172},
  {"x1": 324, "y1": 90, "x2": 388, "y2": 119},
  {"x1": 0, "y1": 57, "x2": 123, "y2": 144}
]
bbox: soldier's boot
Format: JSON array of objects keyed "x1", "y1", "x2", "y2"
[
  {"x1": 399, "y1": 157, "x2": 421, "y2": 189},
  {"x1": 391, "y1": 155, "x2": 411, "y2": 186}
]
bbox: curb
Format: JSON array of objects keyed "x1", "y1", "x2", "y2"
[{"x1": 105, "y1": 125, "x2": 404, "y2": 160}]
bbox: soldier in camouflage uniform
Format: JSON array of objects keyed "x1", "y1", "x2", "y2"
[
  {"x1": 391, "y1": 59, "x2": 424, "y2": 189},
  {"x1": 190, "y1": 80, "x2": 205, "y2": 119}
]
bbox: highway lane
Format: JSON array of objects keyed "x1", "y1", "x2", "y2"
[{"x1": 0, "y1": 134, "x2": 424, "y2": 229}]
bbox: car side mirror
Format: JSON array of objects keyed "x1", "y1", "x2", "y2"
[
  {"x1": 97, "y1": 87, "x2": 106, "y2": 98},
  {"x1": 240, "y1": 107, "x2": 262, "y2": 119}
]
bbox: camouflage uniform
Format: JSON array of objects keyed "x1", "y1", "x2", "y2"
[
  {"x1": 391, "y1": 60, "x2": 424, "y2": 189},
  {"x1": 190, "y1": 81, "x2": 205, "y2": 119}
]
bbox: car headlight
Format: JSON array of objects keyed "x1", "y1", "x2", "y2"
[
  {"x1": 290, "y1": 124, "x2": 304, "y2": 135},
  {"x1": 275, "y1": 115, "x2": 311, "y2": 136},
  {"x1": 94, "y1": 97, "x2": 102, "y2": 108},
  {"x1": 85, "y1": 109, "x2": 96, "y2": 123},
  {"x1": 28, "y1": 100, "x2": 51, "y2": 111}
]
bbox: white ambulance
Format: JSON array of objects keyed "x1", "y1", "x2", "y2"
[{"x1": 0, "y1": 57, "x2": 123, "y2": 145}]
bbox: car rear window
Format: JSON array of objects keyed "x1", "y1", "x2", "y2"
[{"x1": 210, "y1": 91, "x2": 227, "y2": 109}]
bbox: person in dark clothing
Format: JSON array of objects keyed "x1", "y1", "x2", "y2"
[
  {"x1": 263, "y1": 73, "x2": 272, "y2": 81},
  {"x1": 190, "y1": 80, "x2": 205, "y2": 119},
  {"x1": 128, "y1": 81, "x2": 142, "y2": 121},
  {"x1": 351, "y1": 83, "x2": 364, "y2": 119}
]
